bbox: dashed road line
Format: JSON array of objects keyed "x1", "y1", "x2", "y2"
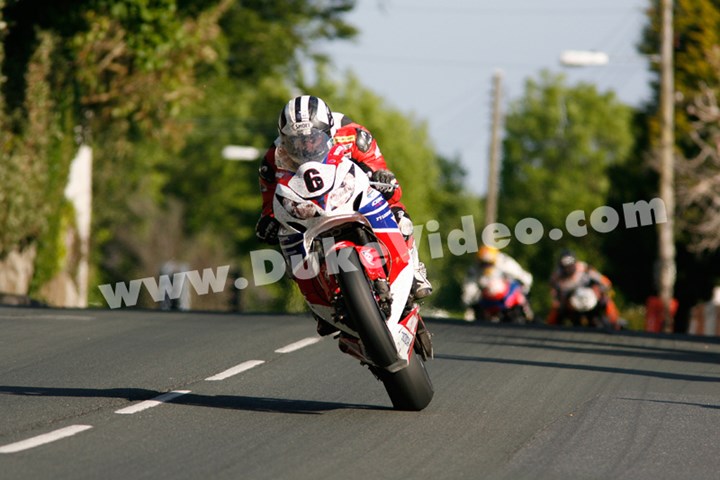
[
  {"x1": 275, "y1": 336, "x2": 322, "y2": 353},
  {"x1": 3, "y1": 336, "x2": 323, "y2": 455},
  {"x1": 0, "y1": 425, "x2": 93, "y2": 454},
  {"x1": 115, "y1": 390, "x2": 191, "y2": 415},
  {"x1": 205, "y1": 360, "x2": 265, "y2": 381}
]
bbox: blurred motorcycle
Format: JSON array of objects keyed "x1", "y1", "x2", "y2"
[
  {"x1": 462, "y1": 267, "x2": 533, "y2": 324},
  {"x1": 556, "y1": 274, "x2": 617, "y2": 330}
]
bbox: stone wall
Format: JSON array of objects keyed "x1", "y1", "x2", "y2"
[{"x1": 0, "y1": 245, "x2": 37, "y2": 296}]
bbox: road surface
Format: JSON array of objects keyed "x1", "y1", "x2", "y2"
[{"x1": 1, "y1": 306, "x2": 719, "y2": 479}]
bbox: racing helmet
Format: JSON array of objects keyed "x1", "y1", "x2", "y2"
[
  {"x1": 558, "y1": 249, "x2": 577, "y2": 277},
  {"x1": 278, "y1": 95, "x2": 334, "y2": 139},
  {"x1": 477, "y1": 245, "x2": 499, "y2": 266}
]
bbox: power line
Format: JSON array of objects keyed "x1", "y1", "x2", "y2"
[
  {"x1": 331, "y1": 52, "x2": 646, "y2": 71},
  {"x1": 377, "y1": 6, "x2": 644, "y2": 15}
]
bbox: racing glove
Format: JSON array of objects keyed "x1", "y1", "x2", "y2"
[
  {"x1": 255, "y1": 215, "x2": 280, "y2": 245},
  {"x1": 371, "y1": 169, "x2": 399, "y2": 200}
]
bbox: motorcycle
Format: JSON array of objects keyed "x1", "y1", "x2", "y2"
[
  {"x1": 272, "y1": 142, "x2": 434, "y2": 411},
  {"x1": 555, "y1": 273, "x2": 617, "y2": 330},
  {"x1": 462, "y1": 267, "x2": 533, "y2": 324}
]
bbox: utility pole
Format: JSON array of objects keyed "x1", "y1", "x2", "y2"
[
  {"x1": 485, "y1": 70, "x2": 503, "y2": 227},
  {"x1": 658, "y1": 0, "x2": 676, "y2": 332}
]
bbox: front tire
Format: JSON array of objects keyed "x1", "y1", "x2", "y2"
[
  {"x1": 337, "y1": 248, "x2": 397, "y2": 367},
  {"x1": 372, "y1": 352, "x2": 434, "y2": 411},
  {"x1": 337, "y1": 248, "x2": 434, "y2": 411}
]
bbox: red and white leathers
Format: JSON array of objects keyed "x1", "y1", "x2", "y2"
[
  {"x1": 259, "y1": 112, "x2": 404, "y2": 217},
  {"x1": 546, "y1": 261, "x2": 619, "y2": 326},
  {"x1": 273, "y1": 144, "x2": 418, "y2": 312}
]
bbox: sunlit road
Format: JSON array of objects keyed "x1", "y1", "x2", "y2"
[{"x1": 1, "y1": 306, "x2": 719, "y2": 480}]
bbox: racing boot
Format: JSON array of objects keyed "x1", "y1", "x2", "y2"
[
  {"x1": 313, "y1": 312, "x2": 339, "y2": 337},
  {"x1": 394, "y1": 208, "x2": 433, "y2": 299},
  {"x1": 413, "y1": 261, "x2": 433, "y2": 299}
]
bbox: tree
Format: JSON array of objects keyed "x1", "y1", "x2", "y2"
[
  {"x1": 0, "y1": 0, "x2": 481, "y2": 312},
  {"x1": 679, "y1": 75, "x2": 720, "y2": 252},
  {"x1": 639, "y1": 0, "x2": 720, "y2": 329},
  {"x1": 499, "y1": 71, "x2": 634, "y2": 315},
  {"x1": 219, "y1": 0, "x2": 357, "y2": 82}
]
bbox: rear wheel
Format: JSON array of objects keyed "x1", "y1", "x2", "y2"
[{"x1": 337, "y1": 248, "x2": 434, "y2": 411}]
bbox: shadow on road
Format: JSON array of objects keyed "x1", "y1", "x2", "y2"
[
  {"x1": 470, "y1": 338, "x2": 720, "y2": 366},
  {"x1": 618, "y1": 397, "x2": 720, "y2": 410},
  {"x1": 475, "y1": 328, "x2": 720, "y2": 358},
  {"x1": 434, "y1": 353, "x2": 720, "y2": 383},
  {"x1": 427, "y1": 319, "x2": 720, "y2": 370},
  {"x1": 0, "y1": 386, "x2": 388, "y2": 414},
  {"x1": 174, "y1": 393, "x2": 389, "y2": 414}
]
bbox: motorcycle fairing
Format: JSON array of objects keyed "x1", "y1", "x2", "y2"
[
  {"x1": 273, "y1": 154, "x2": 418, "y2": 365},
  {"x1": 479, "y1": 280, "x2": 522, "y2": 310}
]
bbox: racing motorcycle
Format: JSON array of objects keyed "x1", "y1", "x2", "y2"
[
  {"x1": 555, "y1": 274, "x2": 616, "y2": 330},
  {"x1": 272, "y1": 140, "x2": 434, "y2": 411},
  {"x1": 462, "y1": 267, "x2": 533, "y2": 324}
]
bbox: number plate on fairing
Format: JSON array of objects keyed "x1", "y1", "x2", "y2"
[{"x1": 288, "y1": 163, "x2": 337, "y2": 198}]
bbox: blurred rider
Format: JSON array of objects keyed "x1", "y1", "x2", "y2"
[
  {"x1": 462, "y1": 245, "x2": 533, "y2": 320},
  {"x1": 478, "y1": 245, "x2": 532, "y2": 293},
  {"x1": 546, "y1": 249, "x2": 619, "y2": 327},
  {"x1": 254, "y1": 95, "x2": 432, "y2": 332}
]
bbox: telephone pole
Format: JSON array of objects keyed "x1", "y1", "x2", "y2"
[
  {"x1": 485, "y1": 70, "x2": 503, "y2": 227},
  {"x1": 658, "y1": 0, "x2": 676, "y2": 332}
]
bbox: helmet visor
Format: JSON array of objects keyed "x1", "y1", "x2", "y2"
[{"x1": 281, "y1": 129, "x2": 331, "y2": 166}]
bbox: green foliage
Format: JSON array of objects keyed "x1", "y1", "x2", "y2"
[
  {"x1": 499, "y1": 71, "x2": 634, "y2": 315},
  {"x1": 73, "y1": 1, "x2": 235, "y2": 291},
  {"x1": 425, "y1": 154, "x2": 484, "y2": 313},
  {"x1": 221, "y1": 0, "x2": 357, "y2": 81},
  {"x1": 640, "y1": 0, "x2": 720, "y2": 152},
  {"x1": 0, "y1": 30, "x2": 64, "y2": 258},
  {"x1": 0, "y1": 0, "x2": 483, "y2": 314},
  {"x1": 158, "y1": 74, "x2": 294, "y2": 311}
]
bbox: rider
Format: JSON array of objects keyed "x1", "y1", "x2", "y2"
[
  {"x1": 546, "y1": 249, "x2": 619, "y2": 327},
  {"x1": 478, "y1": 245, "x2": 532, "y2": 293},
  {"x1": 462, "y1": 245, "x2": 533, "y2": 320},
  {"x1": 255, "y1": 95, "x2": 432, "y2": 329}
]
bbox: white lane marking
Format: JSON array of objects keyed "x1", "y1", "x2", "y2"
[
  {"x1": 275, "y1": 336, "x2": 322, "y2": 353},
  {"x1": 0, "y1": 425, "x2": 93, "y2": 454},
  {"x1": 0, "y1": 314, "x2": 94, "y2": 321},
  {"x1": 205, "y1": 360, "x2": 265, "y2": 381},
  {"x1": 115, "y1": 390, "x2": 191, "y2": 415}
]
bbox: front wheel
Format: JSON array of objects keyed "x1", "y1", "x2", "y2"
[
  {"x1": 337, "y1": 248, "x2": 398, "y2": 368},
  {"x1": 372, "y1": 352, "x2": 434, "y2": 411},
  {"x1": 337, "y1": 248, "x2": 434, "y2": 410}
]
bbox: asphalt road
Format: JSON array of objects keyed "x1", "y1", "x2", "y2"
[{"x1": 1, "y1": 306, "x2": 719, "y2": 480}]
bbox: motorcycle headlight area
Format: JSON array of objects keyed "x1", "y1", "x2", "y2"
[
  {"x1": 327, "y1": 170, "x2": 356, "y2": 210},
  {"x1": 570, "y1": 287, "x2": 598, "y2": 311},
  {"x1": 282, "y1": 197, "x2": 320, "y2": 219}
]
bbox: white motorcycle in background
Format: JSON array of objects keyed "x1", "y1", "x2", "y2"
[{"x1": 272, "y1": 138, "x2": 434, "y2": 411}]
